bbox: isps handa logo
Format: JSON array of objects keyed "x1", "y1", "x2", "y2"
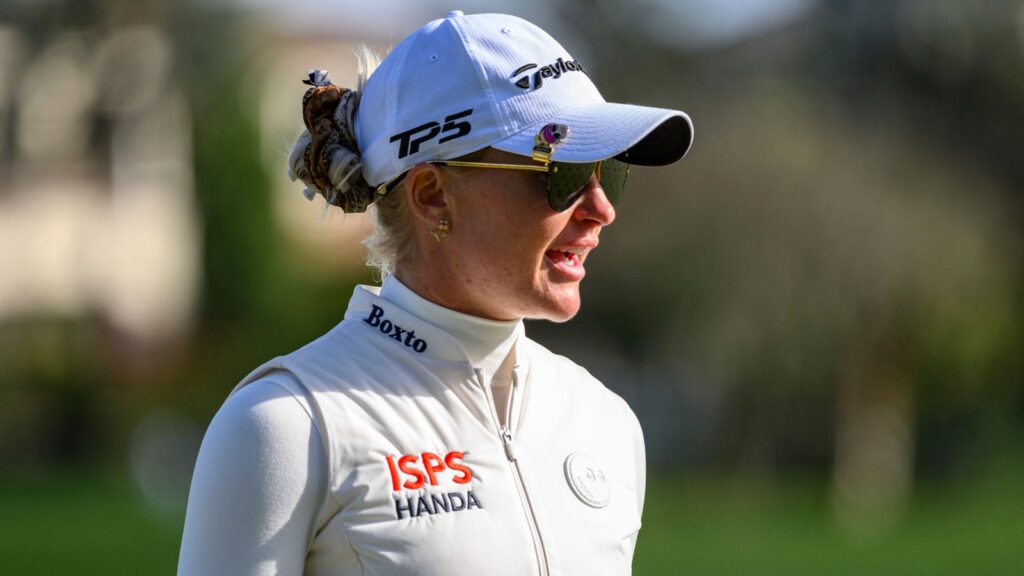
[{"x1": 385, "y1": 451, "x2": 482, "y2": 520}]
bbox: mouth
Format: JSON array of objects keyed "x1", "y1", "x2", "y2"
[
  {"x1": 543, "y1": 243, "x2": 595, "y2": 281},
  {"x1": 544, "y1": 247, "x2": 585, "y2": 267}
]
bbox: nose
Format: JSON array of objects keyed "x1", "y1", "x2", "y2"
[{"x1": 572, "y1": 174, "x2": 616, "y2": 226}]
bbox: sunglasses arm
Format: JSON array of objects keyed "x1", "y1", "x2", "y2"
[{"x1": 431, "y1": 160, "x2": 550, "y2": 173}]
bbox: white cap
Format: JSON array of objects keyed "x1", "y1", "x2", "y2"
[{"x1": 356, "y1": 11, "x2": 693, "y2": 187}]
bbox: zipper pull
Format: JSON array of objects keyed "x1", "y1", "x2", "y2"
[
  {"x1": 500, "y1": 424, "x2": 517, "y2": 461},
  {"x1": 506, "y1": 366, "x2": 519, "y2": 430}
]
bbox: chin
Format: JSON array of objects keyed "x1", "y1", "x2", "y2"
[
  {"x1": 544, "y1": 309, "x2": 579, "y2": 323},
  {"x1": 527, "y1": 291, "x2": 581, "y2": 323}
]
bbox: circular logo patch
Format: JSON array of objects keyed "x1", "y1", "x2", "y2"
[
  {"x1": 564, "y1": 452, "x2": 609, "y2": 508},
  {"x1": 539, "y1": 123, "x2": 570, "y2": 145}
]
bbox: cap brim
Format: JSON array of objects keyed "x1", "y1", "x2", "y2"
[{"x1": 491, "y1": 101, "x2": 693, "y2": 166}]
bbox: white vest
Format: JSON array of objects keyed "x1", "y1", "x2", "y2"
[{"x1": 236, "y1": 286, "x2": 644, "y2": 575}]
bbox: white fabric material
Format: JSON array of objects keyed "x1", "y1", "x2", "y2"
[
  {"x1": 382, "y1": 275, "x2": 521, "y2": 424},
  {"x1": 355, "y1": 11, "x2": 692, "y2": 186},
  {"x1": 178, "y1": 376, "x2": 328, "y2": 576},
  {"x1": 381, "y1": 275, "x2": 519, "y2": 386},
  {"x1": 179, "y1": 285, "x2": 646, "y2": 575}
]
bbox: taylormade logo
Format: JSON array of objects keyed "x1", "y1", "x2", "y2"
[{"x1": 511, "y1": 57, "x2": 588, "y2": 90}]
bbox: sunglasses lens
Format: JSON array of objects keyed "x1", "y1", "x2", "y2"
[
  {"x1": 546, "y1": 162, "x2": 597, "y2": 211},
  {"x1": 598, "y1": 159, "x2": 629, "y2": 205},
  {"x1": 545, "y1": 160, "x2": 630, "y2": 211}
]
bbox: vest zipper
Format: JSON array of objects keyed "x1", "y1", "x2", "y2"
[{"x1": 478, "y1": 367, "x2": 550, "y2": 576}]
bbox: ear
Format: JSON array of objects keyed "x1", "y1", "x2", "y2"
[{"x1": 403, "y1": 164, "x2": 452, "y2": 227}]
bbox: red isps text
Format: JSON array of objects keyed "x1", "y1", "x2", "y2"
[{"x1": 386, "y1": 451, "x2": 473, "y2": 491}]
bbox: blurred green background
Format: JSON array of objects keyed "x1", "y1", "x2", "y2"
[{"x1": 1, "y1": 0, "x2": 1022, "y2": 574}]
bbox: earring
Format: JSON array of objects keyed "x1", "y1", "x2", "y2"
[{"x1": 431, "y1": 219, "x2": 451, "y2": 242}]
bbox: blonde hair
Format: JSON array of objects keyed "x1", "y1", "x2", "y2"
[
  {"x1": 363, "y1": 187, "x2": 414, "y2": 280},
  {"x1": 351, "y1": 46, "x2": 414, "y2": 280}
]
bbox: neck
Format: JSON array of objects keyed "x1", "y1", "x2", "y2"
[
  {"x1": 394, "y1": 253, "x2": 521, "y2": 321},
  {"x1": 380, "y1": 275, "x2": 521, "y2": 370}
]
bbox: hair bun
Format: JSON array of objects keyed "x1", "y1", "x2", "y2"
[{"x1": 292, "y1": 69, "x2": 377, "y2": 213}]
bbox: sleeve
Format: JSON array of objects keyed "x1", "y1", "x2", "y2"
[
  {"x1": 624, "y1": 404, "x2": 647, "y2": 563},
  {"x1": 177, "y1": 376, "x2": 328, "y2": 576},
  {"x1": 632, "y1": 411, "x2": 647, "y2": 515}
]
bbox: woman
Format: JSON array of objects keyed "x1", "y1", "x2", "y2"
[{"x1": 179, "y1": 10, "x2": 692, "y2": 576}]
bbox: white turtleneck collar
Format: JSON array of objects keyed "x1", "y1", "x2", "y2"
[{"x1": 379, "y1": 276, "x2": 522, "y2": 387}]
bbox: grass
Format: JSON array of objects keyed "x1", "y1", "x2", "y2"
[
  {"x1": 634, "y1": 471, "x2": 1024, "y2": 575},
  {"x1": 1, "y1": 469, "x2": 1022, "y2": 574},
  {"x1": 0, "y1": 472, "x2": 183, "y2": 576}
]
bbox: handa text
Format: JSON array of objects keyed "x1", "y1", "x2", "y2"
[{"x1": 394, "y1": 491, "x2": 482, "y2": 520}]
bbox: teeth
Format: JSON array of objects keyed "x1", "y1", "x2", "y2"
[{"x1": 547, "y1": 247, "x2": 588, "y2": 266}]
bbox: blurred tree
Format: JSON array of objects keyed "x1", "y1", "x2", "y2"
[{"x1": 540, "y1": 0, "x2": 1024, "y2": 536}]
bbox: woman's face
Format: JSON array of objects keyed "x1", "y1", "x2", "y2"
[{"x1": 429, "y1": 149, "x2": 617, "y2": 322}]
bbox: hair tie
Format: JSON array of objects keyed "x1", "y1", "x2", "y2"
[{"x1": 303, "y1": 69, "x2": 332, "y2": 87}]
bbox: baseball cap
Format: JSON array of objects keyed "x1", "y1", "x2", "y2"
[{"x1": 355, "y1": 10, "x2": 693, "y2": 188}]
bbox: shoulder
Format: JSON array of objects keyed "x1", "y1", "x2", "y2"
[
  {"x1": 180, "y1": 376, "x2": 329, "y2": 574},
  {"x1": 521, "y1": 337, "x2": 639, "y2": 422},
  {"x1": 283, "y1": 316, "x2": 409, "y2": 375},
  {"x1": 520, "y1": 336, "x2": 595, "y2": 380},
  {"x1": 233, "y1": 318, "x2": 394, "y2": 397},
  {"x1": 193, "y1": 374, "x2": 328, "y2": 516},
  {"x1": 221, "y1": 373, "x2": 314, "y2": 425},
  {"x1": 208, "y1": 374, "x2": 321, "y2": 463}
]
